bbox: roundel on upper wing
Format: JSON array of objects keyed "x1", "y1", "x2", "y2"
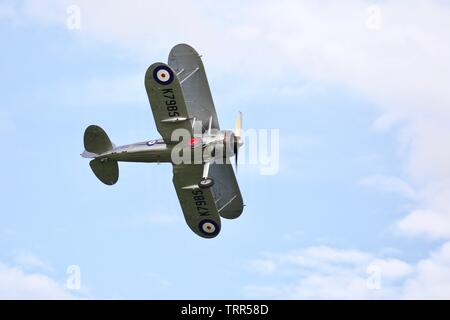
[
  {"x1": 153, "y1": 65, "x2": 174, "y2": 85},
  {"x1": 146, "y1": 140, "x2": 157, "y2": 146},
  {"x1": 198, "y1": 219, "x2": 220, "y2": 237}
]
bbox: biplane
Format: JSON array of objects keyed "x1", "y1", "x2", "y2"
[{"x1": 81, "y1": 44, "x2": 244, "y2": 238}]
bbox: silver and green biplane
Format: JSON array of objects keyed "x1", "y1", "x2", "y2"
[{"x1": 81, "y1": 44, "x2": 244, "y2": 239}]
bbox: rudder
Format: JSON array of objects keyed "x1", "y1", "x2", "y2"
[{"x1": 84, "y1": 125, "x2": 114, "y2": 154}]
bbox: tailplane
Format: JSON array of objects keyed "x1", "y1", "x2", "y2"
[
  {"x1": 89, "y1": 158, "x2": 118, "y2": 185},
  {"x1": 82, "y1": 125, "x2": 119, "y2": 185}
]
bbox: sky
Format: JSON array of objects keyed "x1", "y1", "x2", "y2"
[{"x1": 1, "y1": 0, "x2": 450, "y2": 299}]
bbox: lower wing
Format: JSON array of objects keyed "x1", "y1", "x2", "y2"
[
  {"x1": 172, "y1": 164, "x2": 221, "y2": 238},
  {"x1": 209, "y1": 163, "x2": 244, "y2": 219}
]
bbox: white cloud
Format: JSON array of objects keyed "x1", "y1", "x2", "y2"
[
  {"x1": 369, "y1": 258, "x2": 413, "y2": 279},
  {"x1": 395, "y1": 183, "x2": 450, "y2": 238},
  {"x1": 244, "y1": 243, "x2": 450, "y2": 299},
  {"x1": 371, "y1": 112, "x2": 406, "y2": 133},
  {"x1": 396, "y1": 210, "x2": 450, "y2": 239},
  {"x1": 299, "y1": 246, "x2": 371, "y2": 265},
  {"x1": 11, "y1": 0, "x2": 450, "y2": 110},
  {"x1": 360, "y1": 174, "x2": 417, "y2": 199},
  {"x1": 0, "y1": 261, "x2": 73, "y2": 299},
  {"x1": 246, "y1": 259, "x2": 276, "y2": 275},
  {"x1": 403, "y1": 242, "x2": 450, "y2": 299},
  {"x1": 14, "y1": 254, "x2": 54, "y2": 273},
  {"x1": 244, "y1": 246, "x2": 402, "y2": 299}
]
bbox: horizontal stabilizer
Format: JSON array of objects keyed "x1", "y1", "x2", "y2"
[
  {"x1": 89, "y1": 159, "x2": 119, "y2": 185},
  {"x1": 81, "y1": 150, "x2": 97, "y2": 159}
]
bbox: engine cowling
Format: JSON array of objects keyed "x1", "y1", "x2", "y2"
[{"x1": 206, "y1": 130, "x2": 236, "y2": 162}]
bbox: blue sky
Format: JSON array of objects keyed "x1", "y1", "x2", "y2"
[{"x1": 1, "y1": 0, "x2": 450, "y2": 299}]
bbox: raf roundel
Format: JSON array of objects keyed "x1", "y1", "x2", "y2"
[
  {"x1": 153, "y1": 65, "x2": 174, "y2": 85},
  {"x1": 199, "y1": 219, "x2": 220, "y2": 237}
]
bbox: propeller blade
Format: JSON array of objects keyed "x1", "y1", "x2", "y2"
[
  {"x1": 234, "y1": 111, "x2": 243, "y2": 172},
  {"x1": 235, "y1": 111, "x2": 242, "y2": 138}
]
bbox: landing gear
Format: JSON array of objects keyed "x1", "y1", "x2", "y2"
[
  {"x1": 199, "y1": 161, "x2": 214, "y2": 189},
  {"x1": 199, "y1": 177, "x2": 214, "y2": 189}
]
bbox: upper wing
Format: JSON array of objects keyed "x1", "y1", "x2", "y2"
[
  {"x1": 168, "y1": 44, "x2": 220, "y2": 132},
  {"x1": 209, "y1": 163, "x2": 244, "y2": 219},
  {"x1": 145, "y1": 62, "x2": 193, "y2": 144},
  {"x1": 172, "y1": 164, "x2": 222, "y2": 238}
]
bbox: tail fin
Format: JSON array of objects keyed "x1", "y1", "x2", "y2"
[
  {"x1": 82, "y1": 125, "x2": 119, "y2": 185},
  {"x1": 84, "y1": 125, "x2": 114, "y2": 154}
]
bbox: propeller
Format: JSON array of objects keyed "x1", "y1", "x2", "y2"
[{"x1": 233, "y1": 111, "x2": 243, "y2": 171}]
